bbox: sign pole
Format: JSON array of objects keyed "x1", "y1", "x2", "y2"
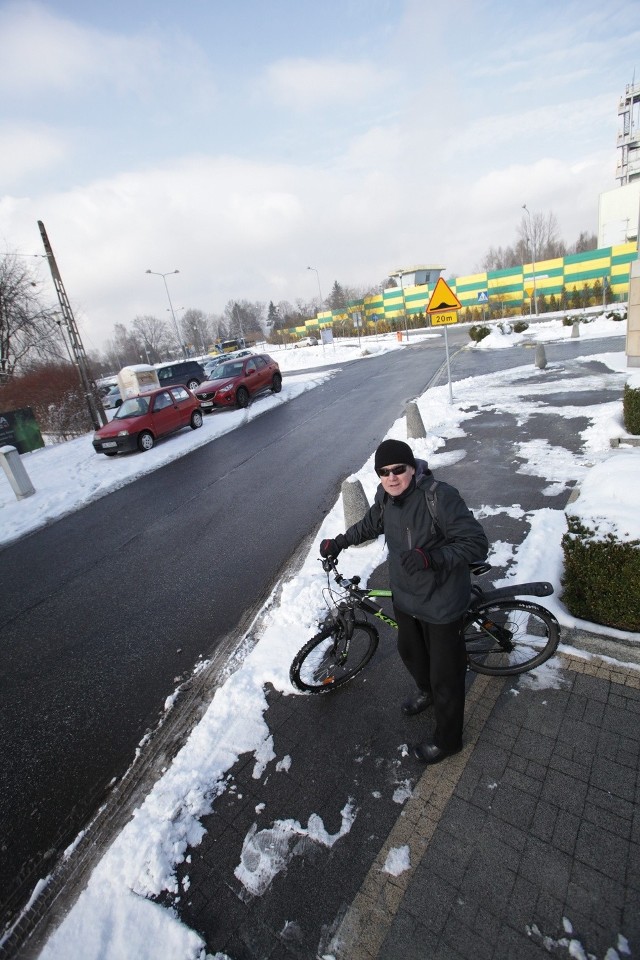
[
  {"x1": 444, "y1": 325, "x2": 453, "y2": 404},
  {"x1": 426, "y1": 276, "x2": 462, "y2": 406}
]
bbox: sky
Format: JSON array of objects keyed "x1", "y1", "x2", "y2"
[
  {"x1": 0, "y1": 0, "x2": 639, "y2": 354},
  {"x1": 1, "y1": 316, "x2": 639, "y2": 959}
]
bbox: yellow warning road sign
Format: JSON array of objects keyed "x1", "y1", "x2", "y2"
[
  {"x1": 430, "y1": 311, "x2": 458, "y2": 326},
  {"x1": 426, "y1": 277, "x2": 462, "y2": 314},
  {"x1": 524, "y1": 286, "x2": 534, "y2": 298}
]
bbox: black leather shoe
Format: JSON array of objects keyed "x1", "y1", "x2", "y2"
[
  {"x1": 413, "y1": 741, "x2": 462, "y2": 764},
  {"x1": 401, "y1": 691, "x2": 433, "y2": 716}
]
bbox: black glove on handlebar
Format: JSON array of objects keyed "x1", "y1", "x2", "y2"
[{"x1": 320, "y1": 535, "x2": 348, "y2": 559}]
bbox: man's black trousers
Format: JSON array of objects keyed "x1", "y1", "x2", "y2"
[{"x1": 394, "y1": 606, "x2": 466, "y2": 751}]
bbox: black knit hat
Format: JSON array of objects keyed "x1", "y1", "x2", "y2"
[{"x1": 374, "y1": 439, "x2": 416, "y2": 473}]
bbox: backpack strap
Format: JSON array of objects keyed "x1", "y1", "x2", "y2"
[
  {"x1": 424, "y1": 480, "x2": 442, "y2": 536},
  {"x1": 381, "y1": 479, "x2": 443, "y2": 537}
]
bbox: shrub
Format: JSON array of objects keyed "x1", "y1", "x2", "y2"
[
  {"x1": 512, "y1": 320, "x2": 529, "y2": 333},
  {"x1": 0, "y1": 362, "x2": 93, "y2": 441},
  {"x1": 561, "y1": 516, "x2": 640, "y2": 632},
  {"x1": 623, "y1": 383, "x2": 640, "y2": 435},
  {"x1": 561, "y1": 315, "x2": 574, "y2": 326},
  {"x1": 469, "y1": 325, "x2": 491, "y2": 342}
]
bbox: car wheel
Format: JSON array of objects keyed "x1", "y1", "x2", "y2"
[
  {"x1": 271, "y1": 373, "x2": 282, "y2": 393},
  {"x1": 187, "y1": 379, "x2": 200, "y2": 391},
  {"x1": 137, "y1": 431, "x2": 154, "y2": 452},
  {"x1": 190, "y1": 410, "x2": 203, "y2": 429},
  {"x1": 236, "y1": 387, "x2": 250, "y2": 408}
]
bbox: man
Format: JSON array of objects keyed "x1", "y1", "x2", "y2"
[{"x1": 320, "y1": 439, "x2": 488, "y2": 765}]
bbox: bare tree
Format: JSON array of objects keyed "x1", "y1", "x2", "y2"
[
  {"x1": 181, "y1": 308, "x2": 209, "y2": 355},
  {"x1": 206, "y1": 312, "x2": 227, "y2": 344},
  {"x1": 570, "y1": 231, "x2": 597, "y2": 254},
  {"x1": 0, "y1": 254, "x2": 59, "y2": 380},
  {"x1": 131, "y1": 314, "x2": 173, "y2": 363},
  {"x1": 223, "y1": 300, "x2": 266, "y2": 339},
  {"x1": 519, "y1": 211, "x2": 566, "y2": 263}
]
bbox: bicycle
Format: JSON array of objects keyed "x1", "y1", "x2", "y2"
[{"x1": 289, "y1": 558, "x2": 560, "y2": 693}]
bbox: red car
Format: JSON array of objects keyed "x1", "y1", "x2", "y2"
[
  {"x1": 92, "y1": 385, "x2": 203, "y2": 455},
  {"x1": 194, "y1": 353, "x2": 282, "y2": 411}
]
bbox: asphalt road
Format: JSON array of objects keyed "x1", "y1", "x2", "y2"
[{"x1": 0, "y1": 331, "x2": 465, "y2": 924}]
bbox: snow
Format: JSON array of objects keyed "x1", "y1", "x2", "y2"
[
  {"x1": 233, "y1": 801, "x2": 357, "y2": 897},
  {"x1": 470, "y1": 311, "x2": 627, "y2": 350},
  {"x1": 2, "y1": 315, "x2": 639, "y2": 960},
  {"x1": 382, "y1": 845, "x2": 411, "y2": 877}
]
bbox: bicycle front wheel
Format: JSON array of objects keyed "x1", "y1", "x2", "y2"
[
  {"x1": 289, "y1": 620, "x2": 379, "y2": 693},
  {"x1": 464, "y1": 599, "x2": 559, "y2": 676}
]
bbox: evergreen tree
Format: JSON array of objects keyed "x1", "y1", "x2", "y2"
[
  {"x1": 329, "y1": 281, "x2": 347, "y2": 310},
  {"x1": 267, "y1": 301, "x2": 279, "y2": 328}
]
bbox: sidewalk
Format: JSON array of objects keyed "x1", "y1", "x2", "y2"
[
  {"x1": 330, "y1": 656, "x2": 640, "y2": 960},
  {"x1": 13, "y1": 343, "x2": 640, "y2": 960},
  {"x1": 153, "y1": 347, "x2": 639, "y2": 960}
]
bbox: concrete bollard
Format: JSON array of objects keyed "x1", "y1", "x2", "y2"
[
  {"x1": 0, "y1": 445, "x2": 36, "y2": 500},
  {"x1": 535, "y1": 343, "x2": 547, "y2": 369},
  {"x1": 406, "y1": 400, "x2": 427, "y2": 439},
  {"x1": 571, "y1": 321, "x2": 580, "y2": 338},
  {"x1": 342, "y1": 477, "x2": 369, "y2": 533}
]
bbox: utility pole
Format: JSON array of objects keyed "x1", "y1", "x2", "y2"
[{"x1": 38, "y1": 221, "x2": 107, "y2": 428}]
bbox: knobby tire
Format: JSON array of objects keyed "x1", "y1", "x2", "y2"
[
  {"x1": 464, "y1": 599, "x2": 559, "y2": 676},
  {"x1": 290, "y1": 620, "x2": 379, "y2": 692}
]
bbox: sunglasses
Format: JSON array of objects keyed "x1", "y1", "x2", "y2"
[{"x1": 378, "y1": 464, "x2": 409, "y2": 477}]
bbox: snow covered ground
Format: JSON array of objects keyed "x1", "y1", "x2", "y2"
[{"x1": 2, "y1": 313, "x2": 639, "y2": 960}]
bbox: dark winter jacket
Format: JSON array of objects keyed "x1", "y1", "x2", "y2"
[{"x1": 342, "y1": 460, "x2": 488, "y2": 624}]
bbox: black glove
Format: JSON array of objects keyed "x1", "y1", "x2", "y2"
[
  {"x1": 401, "y1": 547, "x2": 430, "y2": 575},
  {"x1": 320, "y1": 535, "x2": 348, "y2": 559}
]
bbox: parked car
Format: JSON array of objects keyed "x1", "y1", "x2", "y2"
[
  {"x1": 202, "y1": 350, "x2": 254, "y2": 378},
  {"x1": 155, "y1": 360, "x2": 205, "y2": 391},
  {"x1": 92, "y1": 385, "x2": 203, "y2": 455},
  {"x1": 102, "y1": 385, "x2": 122, "y2": 409},
  {"x1": 194, "y1": 354, "x2": 282, "y2": 411}
]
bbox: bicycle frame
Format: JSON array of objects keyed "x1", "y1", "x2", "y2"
[{"x1": 357, "y1": 590, "x2": 397, "y2": 630}]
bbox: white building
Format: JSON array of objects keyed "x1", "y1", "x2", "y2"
[{"x1": 598, "y1": 80, "x2": 640, "y2": 248}]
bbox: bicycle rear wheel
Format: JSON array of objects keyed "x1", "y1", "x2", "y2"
[
  {"x1": 289, "y1": 620, "x2": 379, "y2": 692},
  {"x1": 464, "y1": 599, "x2": 559, "y2": 676}
]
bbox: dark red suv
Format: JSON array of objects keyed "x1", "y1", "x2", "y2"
[
  {"x1": 194, "y1": 354, "x2": 282, "y2": 410},
  {"x1": 92, "y1": 385, "x2": 203, "y2": 455}
]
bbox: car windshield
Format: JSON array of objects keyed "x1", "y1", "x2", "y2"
[
  {"x1": 215, "y1": 362, "x2": 244, "y2": 379},
  {"x1": 115, "y1": 396, "x2": 150, "y2": 418}
]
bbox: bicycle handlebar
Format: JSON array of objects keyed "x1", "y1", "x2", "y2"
[{"x1": 321, "y1": 555, "x2": 553, "y2": 600}]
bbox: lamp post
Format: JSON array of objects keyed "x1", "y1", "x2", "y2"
[
  {"x1": 145, "y1": 269, "x2": 186, "y2": 359},
  {"x1": 306, "y1": 266, "x2": 324, "y2": 307},
  {"x1": 522, "y1": 204, "x2": 538, "y2": 316},
  {"x1": 390, "y1": 270, "x2": 410, "y2": 341}
]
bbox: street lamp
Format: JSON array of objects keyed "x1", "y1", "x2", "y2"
[
  {"x1": 145, "y1": 269, "x2": 186, "y2": 359},
  {"x1": 306, "y1": 266, "x2": 324, "y2": 306},
  {"x1": 522, "y1": 205, "x2": 538, "y2": 316}
]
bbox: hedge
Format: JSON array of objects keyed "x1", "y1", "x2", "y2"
[
  {"x1": 561, "y1": 516, "x2": 640, "y2": 632},
  {"x1": 623, "y1": 384, "x2": 640, "y2": 435}
]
